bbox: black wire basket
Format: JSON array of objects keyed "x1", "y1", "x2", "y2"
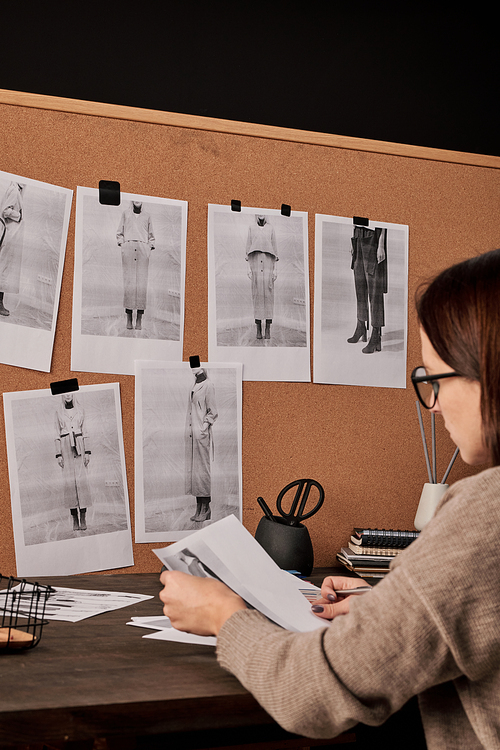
[{"x1": 0, "y1": 574, "x2": 52, "y2": 653}]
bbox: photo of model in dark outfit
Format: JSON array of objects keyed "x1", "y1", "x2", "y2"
[{"x1": 347, "y1": 225, "x2": 387, "y2": 354}]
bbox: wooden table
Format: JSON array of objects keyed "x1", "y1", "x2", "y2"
[{"x1": 0, "y1": 570, "x2": 357, "y2": 750}]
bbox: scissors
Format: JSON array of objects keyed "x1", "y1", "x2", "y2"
[{"x1": 276, "y1": 478, "x2": 325, "y2": 527}]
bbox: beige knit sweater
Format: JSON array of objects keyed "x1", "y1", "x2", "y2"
[{"x1": 217, "y1": 467, "x2": 500, "y2": 749}]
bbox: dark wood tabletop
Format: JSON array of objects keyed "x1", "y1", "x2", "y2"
[{"x1": 0, "y1": 569, "x2": 358, "y2": 749}]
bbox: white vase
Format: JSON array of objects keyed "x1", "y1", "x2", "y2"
[{"x1": 414, "y1": 483, "x2": 449, "y2": 531}]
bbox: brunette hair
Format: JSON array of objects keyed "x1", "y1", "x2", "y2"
[{"x1": 416, "y1": 248, "x2": 500, "y2": 465}]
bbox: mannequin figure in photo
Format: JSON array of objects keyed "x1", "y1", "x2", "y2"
[
  {"x1": 116, "y1": 200, "x2": 155, "y2": 331},
  {"x1": 348, "y1": 224, "x2": 387, "y2": 353},
  {"x1": 0, "y1": 181, "x2": 26, "y2": 317},
  {"x1": 185, "y1": 368, "x2": 218, "y2": 522},
  {"x1": 55, "y1": 393, "x2": 92, "y2": 532},
  {"x1": 246, "y1": 214, "x2": 278, "y2": 340}
]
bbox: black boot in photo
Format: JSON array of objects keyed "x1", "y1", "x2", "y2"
[
  {"x1": 362, "y1": 326, "x2": 381, "y2": 354},
  {"x1": 347, "y1": 319, "x2": 367, "y2": 343},
  {"x1": 0, "y1": 292, "x2": 9, "y2": 317},
  {"x1": 70, "y1": 508, "x2": 79, "y2": 531},
  {"x1": 79, "y1": 508, "x2": 87, "y2": 531},
  {"x1": 190, "y1": 498, "x2": 202, "y2": 521}
]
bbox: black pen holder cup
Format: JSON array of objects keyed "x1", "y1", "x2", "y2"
[{"x1": 254, "y1": 516, "x2": 314, "y2": 576}]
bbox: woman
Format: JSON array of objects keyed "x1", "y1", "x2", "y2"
[
  {"x1": 185, "y1": 367, "x2": 218, "y2": 523},
  {"x1": 116, "y1": 201, "x2": 155, "y2": 331},
  {"x1": 55, "y1": 393, "x2": 92, "y2": 531},
  {"x1": 245, "y1": 214, "x2": 278, "y2": 340},
  {"x1": 160, "y1": 249, "x2": 500, "y2": 748},
  {"x1": 0, "y1": 181, "x2": 25, "y2": 317},
  {"x1": 347, "y1": 224, "x2": 387, "y2": 354}
]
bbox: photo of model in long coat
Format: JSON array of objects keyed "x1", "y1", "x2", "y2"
[
  {"x1": 54, "y1": 393, "x2": 92, "y2": 532},
  {"x1": 246, "y1": 214, "x2": 279, "y2": 340},
  {"x1": 116, "y1": 201, "x2": 155, "y2": 330},
  {"x1": 185, "y1": 368, "x2": 218, "y2": 523},
  {"x1": 0, "y1": 181, "x2": 25, "y2": 317}
]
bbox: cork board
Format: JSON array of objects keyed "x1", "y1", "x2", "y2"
[{"x1": 0, "y1": 90, "x2": 499, "y2": 577}]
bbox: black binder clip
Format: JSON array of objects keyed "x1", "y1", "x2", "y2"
[
  {"x1": 99, "y1": 180, "x2": 121, "y2": 206},
  {"x1": 353, "y1": 216, "x2": 369, "y2": 226},
  {"x1": 230, "y1": 200, "x2": 241, "y2": 212},
  {"x1": 189, "y1": 355, "x2": 201, "y2": 369},
  {"x1": 281, "y1": 204, "x2": 291, "y2": 217},
  {"x1": 50, "y1": 378, "x2": 79, "y2": 396}
]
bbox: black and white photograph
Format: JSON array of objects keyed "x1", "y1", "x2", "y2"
[
  {"x1": 135, "y1": 360, "x2": 242, "y2": 542},
  {"x1": 72, "y1": 187, "x2": 187, "y2": 375},
  {"x1": 208, "y1": 204, "x2": 310, "y2": 382},
  {"x1": 3, "y1": 383, "x2": 133, "y2": 576},
  {"x1": 0, "y1": 169, "x2": 72, "y2": 372},
  {"x1": 314, "y1": 214, "x2": 408, "y2": 388}
]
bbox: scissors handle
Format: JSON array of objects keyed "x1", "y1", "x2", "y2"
[{"x1": 276, "y1": 478, "x2": 325, "y2": 526}]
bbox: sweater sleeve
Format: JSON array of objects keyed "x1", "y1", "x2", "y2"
[{"x1": 217, "y1": 560, "x2": 461, "y2": 740}]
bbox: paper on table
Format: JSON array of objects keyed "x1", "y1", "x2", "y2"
[
  {"x1": 128, "y1": 616, "x2": 216, "y2": 647},
  {"x1": 144, "y1": 629, "x2": 217, "y2": 646},
  {"x1": 154, "y1": 514, "x2": 326, "y2": 632},
  {"x1": 1, "y1": 585, "x2": 153, "y2": 622}
]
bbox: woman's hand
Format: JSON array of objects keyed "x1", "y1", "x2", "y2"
[
  {"x1": 159, "y1": 570, "x2": 247, "y2": 637},
  {"x1": 311, "y1": 576, "x2": 371, "y2": 620},
  {"x1": 57, "y1": 456, "x2": 64, "y2": 468}
]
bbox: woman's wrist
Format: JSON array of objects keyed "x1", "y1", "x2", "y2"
[{"x1": 213, "y1": 595, "x2": 247, "y2": 635}]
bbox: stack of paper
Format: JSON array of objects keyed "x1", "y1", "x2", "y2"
[{"x1": 153, "y1": 514, "x2": 324, "y2": 633}]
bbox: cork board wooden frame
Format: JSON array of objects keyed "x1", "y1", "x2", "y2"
[{"x1": 0, "y1": 89, "x2": 499, "y2": 577}]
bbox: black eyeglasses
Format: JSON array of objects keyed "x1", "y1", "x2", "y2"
[{"x1": 411, "y1": 366, "x2": 461, "y2": 409}]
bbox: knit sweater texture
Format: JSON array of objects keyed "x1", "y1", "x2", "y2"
[{"x1": 217, "y1": 467, "x2": 500, "y2": 749}]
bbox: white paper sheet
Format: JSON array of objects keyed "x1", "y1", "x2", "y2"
[
  {"x1": 1, "y1": 585, "x2": 153, "y2": 622},
  {"x1": 127, "y1": 616, "x2": 217, "y2": 646},
  {"x1": 0, "y1": 169, "x2": 72, "y2": 372},
  {"x1": 314, "y1": 214, "x2": 409, "y2": 388},
  {"x1": 72, "y1": 187, "x2": 187, "y2": 375},
  {"x1": 3, "y1": 383, "x2": 134, "y2": 576},
  {"x1": 154, "y1": 515, "x2": 326, "y2": 632},
  {"x1": 135, "y1": 361, "x2": 242, "y2": 542},
  {"x1": 208, "y1": 204, "x2": 310, "y2": 382}
]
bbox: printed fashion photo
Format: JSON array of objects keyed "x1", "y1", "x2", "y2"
[
  {"x1": 208, "y1": 204, "x2": 311, "y2": 382},
  {"x1": 314, "y1": 215, "x2": 409, "y2": 388},
  {"x1": 72, "y1": 187, "x2": 187, "y2": 375},
  {"x1": 3, "y1": 383, "x2": 133, "y2": 576},
  {"x1": 0, "y1": 169, "x2": 72, "y2": 372},
  {"x1": 135, "y1": 360, "x2": 242, "y2": 542}
]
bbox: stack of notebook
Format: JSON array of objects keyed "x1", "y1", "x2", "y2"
[{"x1": 337, "y1": 527, "x2": 420, "y2": 578}]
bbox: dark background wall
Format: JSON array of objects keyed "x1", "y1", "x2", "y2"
[{"x1": 2, "y1": 6, "x2": 498, "y2": 157}]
